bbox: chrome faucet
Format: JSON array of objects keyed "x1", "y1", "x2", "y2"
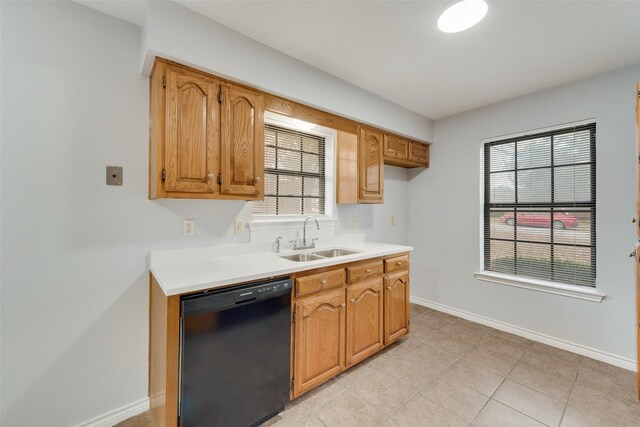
[
  {"x1": 273, "y1": 236, "x2": 283, "y2": 253},
  {"x1": 292, "y1": 216, "x2": 320, "y2": 250}
]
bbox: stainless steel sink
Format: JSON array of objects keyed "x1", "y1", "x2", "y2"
[
  {"x1": 280, "y1": 253, "x2": 325, "y2": 262},
  {"x1": 279, "y1": 247, "x2": 360, "y2": 262},
  {"x1": 312, "y1": 248, "x2": 359, "y2": 258}
]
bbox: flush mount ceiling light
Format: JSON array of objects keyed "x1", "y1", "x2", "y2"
[
  {"x1": 438, "y1": 0, "x2": 488, "y2": 33},
  {"x1": 292, "y1": 118, "x2": 316, "y2": 131}
]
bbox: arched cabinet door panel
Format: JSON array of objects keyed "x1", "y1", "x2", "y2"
[
  {"x1": 293, "y1": 288, "x2": 346, "y2": 397},
  {"x1": 346, "y1": 278, "x2": 384, "y2": 367},
  {"x1": 383, "y1": 271, "x2": 409, "y2": 345},
  {"x1": 165, "y1": 66, "x2": 218, "y2": 193},
  {"x1": 220, "y1": 83, "x2": 264, "y2": 199},
  {"x1": 358, "y1": 126, "x2": 384, "y2": 203}
]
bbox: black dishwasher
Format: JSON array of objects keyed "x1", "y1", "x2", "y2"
[{"x1": 179, "y1": 278, "x2": 292, "y2": 427}]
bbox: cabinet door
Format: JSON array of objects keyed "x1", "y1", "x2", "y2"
[
  {"x1": 383, "y1": 272, "x2": 409, "y2": 345},
  {"x1": 220, "y1": 83, "x2": 264, "y2": 198},
  {"x1": 294, "y1": 289, "x2": 346, "y2": 397},
  {"x1": 409, "y1": 141, "x2": 429, "y2": 166},
  {"x1": 346, "y1": 278, "x2": 384, "y2": 367},
  {"x1": 165, "y1": 66, "x2": 218, "y2": 193},
  {"x1": 384, "y1": 134, "x2": 409, "y2": 161},
  {"x1": 358, "y1": 127, "x2": 384, "y2": 203}
]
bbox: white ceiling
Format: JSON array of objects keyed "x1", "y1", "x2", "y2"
[{"x1": 79, "y1": 0, "x2": 640, "y2": 119}]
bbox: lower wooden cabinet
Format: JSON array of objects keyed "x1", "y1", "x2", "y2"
[
  {"x1": 383, "y1": 271, "x2": 410, "y2": 345},
  {"x1": 293, "y1": 288, "x2": 346, "y2": 397},
  {"x1": 346, "y1": 278, "x2": 384, "y2": 367}
]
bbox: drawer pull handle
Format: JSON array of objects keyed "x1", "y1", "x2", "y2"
[
  {"x1": 365, "y1": 269, "x2": 371, "y2": 274},
  {"x1": 341, "y1": 303, "x2": 346, "y2": 307},
  {"x1": 350, "y1": 298, "x2": 356, "y2": 304},
  {"x1": 396, "y1": 261, "x2": 402, "y2": 266},
  {"x1": 386, "y1": 286, "x2": 393, "y2": 290},
  {"x1": 320, "y1": 279, "x2": 327, "y2": 286}
]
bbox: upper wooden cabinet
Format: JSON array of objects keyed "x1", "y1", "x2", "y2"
[
  {"x1": 384, "y1": 134, "x2": 409, "y2": 161},
  {"x1": 163, "y1": 64, "x2": 218, "y2": 194},
  {"x1": 383, "y1": 135, "x2": 430, "y2": 168},
  {"x1": 220, "y1": 83, "x2": 264, "y2": 196},
  {"x1": 358, "y1": 126, "x2": 384, "y2": 204},
  {"x1": 149, "y1": 59, "x2": 264, "y2": 200},
  {"x1": 409, "y1": 141, "x2": 429, "y2": 166}
]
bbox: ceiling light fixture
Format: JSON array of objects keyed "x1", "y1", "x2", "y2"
[
  {"x1": 292, "y1": 118, "x2": 316, "y2": 131},
  {"x1": 437, "y1": 0, "x2": 488, "y2": 33}
]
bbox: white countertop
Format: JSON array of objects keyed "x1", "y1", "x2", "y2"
[{"x1": 149, "y1": 239, "x2": 413, "y2": 296}]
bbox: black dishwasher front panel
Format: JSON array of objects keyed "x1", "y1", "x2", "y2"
[{"x1": 179, "y1": 278, "x2": 292, "y2": 427}]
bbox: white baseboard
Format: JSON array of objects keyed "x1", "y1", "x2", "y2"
[
  {"x1": 410, "y1": 296, "x2": 638, "y2": 372},
  {"x1": 72, "y1": 397, "x2": 149, "y2": 427}
]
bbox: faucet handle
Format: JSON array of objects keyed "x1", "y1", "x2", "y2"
[{"x1": 311, "y1": 237, "x2": 319, "y2": 247}]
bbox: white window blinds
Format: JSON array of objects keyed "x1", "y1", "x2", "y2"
[{"x1": 254, "y1": 124, "x2": 326, "y2": 216}]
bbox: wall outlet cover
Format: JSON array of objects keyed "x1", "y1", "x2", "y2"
[
  {"x1": 106, "y1": 166, "x2": 123, "y2": 186},
  {"x1": 352, "y1": 216, "x2": 359, "y2": 229},
  {"x1": 234, "y1": 218, "x2": 244, "y2": 234},
  {"x1": 183, "y1": 219, "x2": 195, "y2": 237}
]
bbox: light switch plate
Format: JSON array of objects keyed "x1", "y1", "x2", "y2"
[{"x1": 106, "y1": 166, "x2": 123, "y2": 186}]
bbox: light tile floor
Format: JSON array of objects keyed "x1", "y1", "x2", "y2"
[{"x1": 118, "y1": 303, "x2": 640, "y2": 427}]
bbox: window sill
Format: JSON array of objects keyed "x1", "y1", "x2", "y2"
[
  {"x1": 248, "y1": 216, "x2": 338, "y2": 231},
  {"x1": 474, "y1": 271, "x2": 605, "y2": 303}
]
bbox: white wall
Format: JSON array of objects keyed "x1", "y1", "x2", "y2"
[
  {"x1": 0, "y1": 1, "x2": 416, "y2": 425},
  {"x1": 408, "y1": 64, "x2": 640, "y2": 365},
  {"x1": 141, "y1": 0, "x2": 433, "y2": 143}
]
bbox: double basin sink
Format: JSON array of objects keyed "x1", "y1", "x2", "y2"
[{"x1": 280, "y1": 248, "x2": 359, "y2": 262}]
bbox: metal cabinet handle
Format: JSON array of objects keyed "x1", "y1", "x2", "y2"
[
  {"x1": 396, "y1": 261, "x2": 402, "y2": 266},
  {"x1": 341, "y1": 303, "x2": 346, "y2": 307},
  {"x1": 350, "y1": 298, "x2": 356, "y2": 304},
  {"x1": 386, "y1": 285, "x2": 393, "y2": 290},
  {"x1": 255, "y1": 176, "x2": 261, "y2": 182},
  {"x1": 365, "y1": 269, "x2": 371, "y2": 274},
  {"x1": 320, "y1": 279, "x2": 327, "y2": 286},
  {"x1": 633, "y1": 218, "x2": 637, "y2": 224},
  {"x1": 630, "y1": 250, "x2": 636, "y2": 258},
  {"x1": 207, "y1": 173, "x2": 215, "y2": 180}
]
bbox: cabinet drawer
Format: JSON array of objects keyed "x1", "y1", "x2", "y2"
[
  {"x1": 347, "y1": 261, "x2": 383, "y2": 284},
  {"x1": 296, "y1": 268, "x2": 345, "y2": 297},
  {"x1": 385, "y1": 255, "x2": 409, "y2": 273},
  {"x1": 384, "y1": 135, "x2": 409, "y2": 160}
]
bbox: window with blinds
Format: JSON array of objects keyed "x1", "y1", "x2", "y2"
[
  {"x1": 254, "y1": 124, "x2": 326, "y2": 216},
  {"x1": 484, "y1": 123, "x2": 596, "y2": 287}
]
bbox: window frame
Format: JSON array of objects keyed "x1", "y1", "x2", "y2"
[{"x1": 476, "y1": 120, "x2": 604, "y2": 302}]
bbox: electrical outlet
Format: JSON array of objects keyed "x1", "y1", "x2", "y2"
[
  {"x1": 352, "y1": 216, "x2": 359, "y2": 229},
  {"x1": 183, "y1": 219, "x2": 195, "y2": 237},
  {"x1": 234, "y1": 218, "x2": 244, "y2": 234},
  {"x1": 390, "y1": 216, "x2": 396, "y2": 225}
]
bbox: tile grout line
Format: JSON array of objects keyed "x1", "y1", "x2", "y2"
[
  {"x1": 557, "y1": 357, "x2": 584, "y2": 427},
  {"x1": 469, "y1": 336, "x2": 533, "y2": 426}
]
